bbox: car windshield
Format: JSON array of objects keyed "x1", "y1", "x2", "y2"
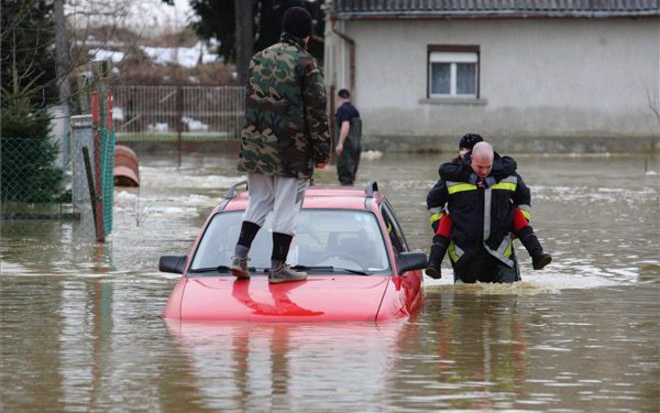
[{"x1": 190, "y1": 209, "x2": 391, "y2": 275}]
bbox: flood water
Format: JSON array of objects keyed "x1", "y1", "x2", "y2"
[{"x1": 1, "y1": 151, "x2": 659, "y2": 412}]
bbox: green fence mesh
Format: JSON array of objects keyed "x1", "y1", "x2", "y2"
[
  {"x1": 100, "y1": 127, "x2": 116, "y2": 237},
  {"x1": 0, "y1": 137, "x2": 70, "y2": 219},
  {"x1": 1, "y1": 129, "x2": 115, "y2": 241}
]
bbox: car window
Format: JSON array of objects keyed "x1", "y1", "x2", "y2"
[
  {"x1": 380, "y1": 201, "x2": 408, "y2": 254},
  {"x1": 190, "y1": 209, "x2": 391, "y2": 275}
]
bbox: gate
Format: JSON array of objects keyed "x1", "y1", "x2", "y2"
[{"x1": 112, "y1": 85, "x2": 245, "y2": 142}]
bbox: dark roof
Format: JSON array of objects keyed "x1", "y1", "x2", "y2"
[{"x1": 333, "y1": 0, "x2": 660, "y2": 19}]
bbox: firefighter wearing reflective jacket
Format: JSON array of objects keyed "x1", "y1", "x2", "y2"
[{"x1": 426, "y1": 141, "x2": 530, "y2": 283}]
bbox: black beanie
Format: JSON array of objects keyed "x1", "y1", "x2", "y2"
[
  {"x1": 282, "y1": 7, "x2": 313, "y2": 39},
  {"x1": 459, "y1": 133, "x2": 484, "y2": 150}
]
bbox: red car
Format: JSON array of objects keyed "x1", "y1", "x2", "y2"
[{"x1": 160, "y1": 181, "x2": 426, "y2": 322}]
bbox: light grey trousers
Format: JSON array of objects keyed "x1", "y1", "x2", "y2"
[{"x1": 242, "y1": 173, "x2": 307, "y2": 236}]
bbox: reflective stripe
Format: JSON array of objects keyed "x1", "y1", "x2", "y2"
[
  {"x1": 503, "y1": 238, "x2": 512, "y2": 258},
  {"x1": 428, "y1": 206, "x2": 445, "y2": 215},
  {"x1": 448, "y1": 240, "x2": 464, "y2": 263},
  {"x1": 518, "y1": 204, "x2": 532, "y2": 221},
  {"x1": 447, "y1": 183, "x2": 477, "y2": 194},
  {"x1": 483, "y1": 234, "x2": 514, "y2": 267},
  {"x1": 491, "y1": 176, "x2": 518, "y2": 192},
  {"x1": 500, "y1": 176, "x2": 518, "y2": 184},
  {"x1": 491, "y1": 182, "x2": 516, "y2": 191},
  {"x1": 483, "y1": 188, "x2": 492, "y2": 240},
  {"x1": 429, "y1": 211, "x2": 445, "y2": 225}
]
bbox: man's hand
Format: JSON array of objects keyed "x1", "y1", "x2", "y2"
[
  {"x1": 315, "y1": 162, "x2": 327, "y2": 169},
  {"x1": 335, "y1": 143, "x2": 343, "y2": 156}
]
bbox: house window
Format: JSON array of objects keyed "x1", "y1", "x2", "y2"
[{"x1": 428, "y1": 46, "x2": 479, "y2": 98}]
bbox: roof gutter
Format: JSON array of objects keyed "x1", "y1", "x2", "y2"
[{"x1": 336, "y1": 11, "x2": 660, "y2": 20}]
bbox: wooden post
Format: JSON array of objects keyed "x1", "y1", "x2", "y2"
[
  {"x1": 82, "y1": 146, "x2": 98, "y2": 236},
  {"x1": 90, "y1": 91, "x2": 104, "y2": 242},
  {"x1": 107, "y1": 89, "x2": 113, "y2": 131},
  {"x1": 91, "y1": 61, "x2": 110, "y2": 242}
]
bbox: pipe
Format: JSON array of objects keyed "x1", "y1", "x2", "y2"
[{"x1": 330, "y1": 15, "x2": 356, "y2": 98}]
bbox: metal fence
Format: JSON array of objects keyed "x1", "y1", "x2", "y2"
[
  {"x1": 70, "y1": 117, "x2": 116, "y2": 241},
  {"x1": 0, "y1": 137, "x2": 72, "y2": 218},
  {"x1": 1, "y1": 124, "x2": 116, "y2": 242},
  {"x1": 112, "y1": 85, "x2": 245, "y2": 142}
]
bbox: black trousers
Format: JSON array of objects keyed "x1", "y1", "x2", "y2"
[
  {"x1": 336, "y1": 138, "x2": 361, "y2": 186},
  {"x1": 452, "y1": 248, "x2": 521, "y2": 283}
]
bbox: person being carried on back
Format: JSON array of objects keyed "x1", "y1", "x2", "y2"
[{"x1": 426, "y1": 133, "x2": 552, "y2": 279}]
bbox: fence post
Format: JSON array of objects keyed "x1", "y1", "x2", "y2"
[
  {"x1": 176, "y1": 85, "x2": 183, "y2": 167},
  {"x1": 91, "y1": 61, "x2": 110, "y2": 242},
  {"x1": 71, "y1": 115, "x2": 93, "y2": 208},
  {"x1": 91, "y1": 91, "x2": 104, "y2": 242},
  {"x1": 71, "y1": 114, "x2": 98, "y2": 242}
]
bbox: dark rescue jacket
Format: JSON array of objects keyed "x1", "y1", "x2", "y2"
[{"x1": 427, "y1": 162, "x2": 531, "y2": 268}]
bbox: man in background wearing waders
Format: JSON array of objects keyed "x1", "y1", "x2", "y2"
[{"x1": 334, "y1": 89, "x2": 362, "y2": 186}]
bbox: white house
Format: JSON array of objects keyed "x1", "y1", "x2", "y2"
[{"x1": 324, "y1": 0, "x2": 660, "y2": 153}]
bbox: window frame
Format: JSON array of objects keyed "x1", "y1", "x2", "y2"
[
  {"x1": 380, "y1": 200, "x2": 410, "y2": 255},
  {"x1": 427, "y1": 45, "x2": 480, "y2": 99}
]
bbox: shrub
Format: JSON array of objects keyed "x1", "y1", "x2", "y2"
[{"x1": 1, "y1": 106, "x2": 63, "y2": 203}]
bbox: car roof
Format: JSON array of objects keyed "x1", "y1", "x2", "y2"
[{"x1": 220, "y1": 181, "x2": 384, "y2": 212}]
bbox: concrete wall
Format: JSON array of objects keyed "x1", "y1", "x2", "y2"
[{"x1": 326, "y1": 17, "x2": 660, "y2": 153}]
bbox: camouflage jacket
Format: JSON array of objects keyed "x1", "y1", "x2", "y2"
[{"x1": 237, "y1": 33, "x2": 331, "y2": 179}]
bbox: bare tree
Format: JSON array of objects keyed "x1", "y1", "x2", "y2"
[
  {"x1": 646, "y1": 86, "x2": 660, "y2": 124},
  {"x1": 235, "y1": 0, "x2": 254, "y2": 86},
  {"x1": 54, "y1": 0, "x2": 73, "y2": 112}
]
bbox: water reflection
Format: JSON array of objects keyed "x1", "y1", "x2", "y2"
[
  {"x1": 388, "y1": 290, "x2": 531, "y2": 411},
  {"x1": 165, "y1": 319, "x2": 407, "y2": 411},
  {"x1": 231, "y1": 279, "x2": 324, "y2": 317}
]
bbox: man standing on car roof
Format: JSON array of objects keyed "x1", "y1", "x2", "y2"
[
  {"x1": 426, "y1": 141, "x2": 530, "y2": 283},
  {"x1": 230, "y1": 6, "x2": 330, "y2": 284}
]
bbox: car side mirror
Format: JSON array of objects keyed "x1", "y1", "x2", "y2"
[
  {"x1": 159, "y1": 255, "x2": 187, "y2": 274},
  {"x1": 396, "y1": 251, "x2": 427, "y2": 274}
]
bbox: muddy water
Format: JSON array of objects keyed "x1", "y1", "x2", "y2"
[{"x1": 1, "y1": 152, "x2": 658, "y2": 412}]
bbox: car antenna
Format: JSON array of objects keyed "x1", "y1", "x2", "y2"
[
  {"x1": 365, "y1": 181, "x2": 378, "y2": 198},
  {"x1": 224, "y1": 180, "x2": 248, "y2": 200},
  {"x1": 219, "y1": 181, "x2": 248, "y2": 210}
]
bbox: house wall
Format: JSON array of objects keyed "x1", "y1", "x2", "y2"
[{"x1": 327, "y1": 18, "x2": 660, "y2": 153}]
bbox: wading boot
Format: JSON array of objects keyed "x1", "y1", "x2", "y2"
[
  {"x1": 517, "y1": 226, "x2": 552, "y2": 270},
  {"x1": 426, "y1": 235, "x2": 450, "y2": 279}
]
